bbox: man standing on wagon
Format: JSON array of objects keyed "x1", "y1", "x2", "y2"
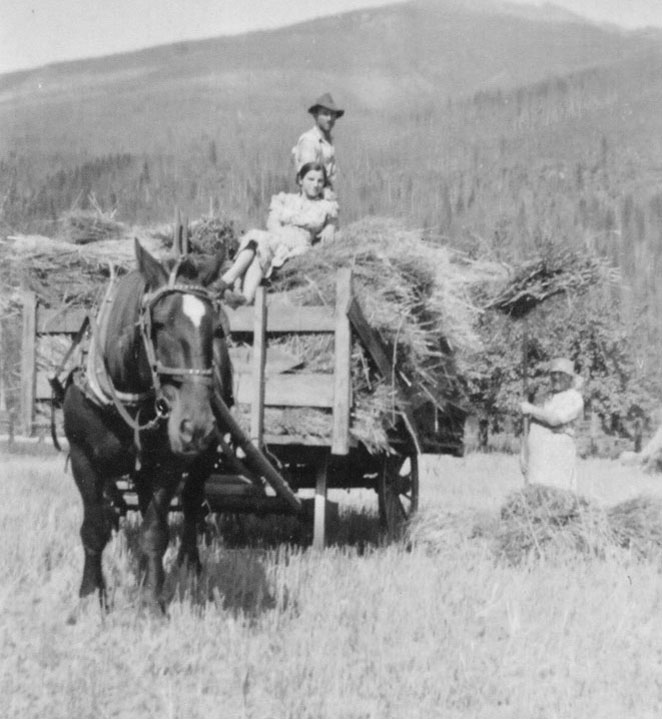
[{"x1": 292, "y1": 93, "x2": 344, "y2": 200}]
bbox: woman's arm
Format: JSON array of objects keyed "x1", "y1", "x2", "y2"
[
  {"x1": 265, "y1": 193, "x2": 288, "y2": 232},
  {"x1": 317, "y1": 201, "x2": 339, "y2": 243},
  {"x1": 521, "y1": 391, "x2": 584, "y2": 427}
]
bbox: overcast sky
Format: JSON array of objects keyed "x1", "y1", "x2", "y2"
[{"x1": 1, "y1": 0, "x2": 662, "y2": 76}]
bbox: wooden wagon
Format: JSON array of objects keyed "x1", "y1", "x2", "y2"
[{"x1": 21, "y1": 246, "x2": 465, "y2": 548}]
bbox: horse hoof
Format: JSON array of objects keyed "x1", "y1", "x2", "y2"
[
  {"x1": 66, "y1": 594, "x2": 106, "y2": 625},
  {"x1": 136, "y1": 595, "x2": 168, "y2": 621},
  {"x1": 177, "y1": 552, "x2": 202, "y2": 575}
]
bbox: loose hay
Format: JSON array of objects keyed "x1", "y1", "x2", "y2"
[
  {"x1": 0, "y1": 215, "x2": 503, "y2": 453},
  {"x1": 410, "y1": 485, "x2": 662, "y2": 564},
  {"x1": 189, "y1": 216, "x2": 239, "y2": 263},
  {"x1": 408, "y1": 509, "x2": 498, "y2": 554},
  {"x1": 265, "y1": 217, "x2": 505, "y2": 450},
  {"x1": 485, "y1": 245, "x2": 620, "y2": 318},
  {"x1": 496, "y1": 484, "x2": 612, "y2": 563},
  {"x1": 58, "y1": 209, "x2": 125, "y2": 245},
  {"x1": 608, "y1": 495, "x2": 662, "y2": 557}
]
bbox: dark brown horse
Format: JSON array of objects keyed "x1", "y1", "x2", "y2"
[{"x1": 63, "y1": 240, "x2": 231, "y2": 615}]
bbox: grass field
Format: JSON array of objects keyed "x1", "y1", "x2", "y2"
[{"x1": 2, "y1": 450, "x2": 662, "y2": 718}]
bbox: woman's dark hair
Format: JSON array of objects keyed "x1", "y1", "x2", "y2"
[{"x1": 296, "y1": 162, "x2": 328, "y2": 186}]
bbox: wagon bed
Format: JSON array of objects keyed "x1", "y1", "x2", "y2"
[{"x1": 23, "y1": 268, "x2": 464, "y2": 547}]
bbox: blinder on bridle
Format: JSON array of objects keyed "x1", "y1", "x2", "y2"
[{"x1": 138, "y1": 274, "x2": 215, "y2": 420}]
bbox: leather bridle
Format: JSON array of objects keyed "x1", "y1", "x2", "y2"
[{"x1": 137, "y1": 280, "x2": 215, "y2": 421}]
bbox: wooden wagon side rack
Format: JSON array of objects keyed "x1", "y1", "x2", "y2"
[
  {"x1": 22, "y1": 267, "x2": 465, "y2": 547},
  {"x1": 200, "y1": 267, "x2": 463, "y2": 547}
]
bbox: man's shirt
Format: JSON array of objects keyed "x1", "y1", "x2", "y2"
[{"x1": 292, "y1": 125, "x2": 337, "y2": 189}]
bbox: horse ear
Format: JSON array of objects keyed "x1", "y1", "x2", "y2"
[{"x1": 135, "y1": 239, "x2": 168, "y2": 288}]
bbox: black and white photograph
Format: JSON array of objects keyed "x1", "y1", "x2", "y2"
[{"x1": 2, "y1": 0, "x2": 662, "y2": 716}]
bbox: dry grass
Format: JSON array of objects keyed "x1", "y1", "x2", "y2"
[{"x1": 3, "y1": 450, "x2": 662, "y2": 717}]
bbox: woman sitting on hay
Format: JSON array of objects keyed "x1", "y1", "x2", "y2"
[
  {"x1": 217, "y1": 162, "x2": 338, "y2": 304},
  {"x1": 520, "y1": 357, "x2": 584, "y2": 492}
]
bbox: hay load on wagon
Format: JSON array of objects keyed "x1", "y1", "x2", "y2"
[
  {"x1": 235, "y1": 217, "x2": 505, "y2": 451},
  {"x1": 2, "y1": 213, "x2": 507, "y2": 452}
]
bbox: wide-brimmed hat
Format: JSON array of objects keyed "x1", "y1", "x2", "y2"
[
  {"x1": 548, "y1": 357, "x2": 576, "y2": 377},
  {"x1": 308, "y1": 93, "x2": 344, "y2": 118}
]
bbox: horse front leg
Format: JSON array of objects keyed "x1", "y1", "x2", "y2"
[
  {"x1": 178, "y1": 452, "x2": 215, "y2": 572},
  {"x1": 139, "y1": 478, "x2": 178, "y2": 612},
  {"x1": 68, "y1": 443, "x2": 115, "y2": 620}
]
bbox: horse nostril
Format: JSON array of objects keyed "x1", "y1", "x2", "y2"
[{"x1": 180, "y1": 419, "x2": 194, "y2": 444}]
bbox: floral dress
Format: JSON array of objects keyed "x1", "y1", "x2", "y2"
[{"x1": 239, "y1": 192, "x2": 338, "y2": 277}]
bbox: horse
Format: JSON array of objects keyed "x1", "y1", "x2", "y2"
[{"x1": 63, "y1": 239, "x2": 232, "y2": 616}]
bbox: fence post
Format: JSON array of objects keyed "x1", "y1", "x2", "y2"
[{"x1": 20, "y1": 290, "x2": 37, "y2": 437}]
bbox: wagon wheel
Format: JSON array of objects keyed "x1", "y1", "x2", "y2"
[{"x1": 377, "y1": 450, "x2": 419, "y2": 541}]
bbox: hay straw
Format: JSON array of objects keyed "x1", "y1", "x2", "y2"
[
  {"x1": 58, "y1": 209, "x2": 125, "y2": 245},
  {"x1": 275, "y1": 217, "x2": 497, "y2": 364},
  {"x1": 189, "y1": 216, "x2": 239, "y2": 262},
  {"x1": 496, "y1": 484, "x2": 612, "y2": 563},
  {"x1": 409, "y1": 485, "x2": 662, "y2": 564},
  {"x1": 0, "y1": 232, "x2": 170, "y2": 308},
  {"x1": 271, "y1": 218, "x2": 503, "y2": 432},
  {"x1": 608, "y1": 495, "x2": 662, "y2": 557},
  {"x1": 408, "y1": 509, "x2": 498, "y2": 554},
  {"x1": 485, "y1": 246, "x2": 620, "y2": 318}
]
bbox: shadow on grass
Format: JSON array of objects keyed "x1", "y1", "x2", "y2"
[
  {"x1": 205, "y1": 506, "x2": 382, "y2": 551},
  {"x1": 115, "y1": 506, "x2": 383, "y2": 616}
]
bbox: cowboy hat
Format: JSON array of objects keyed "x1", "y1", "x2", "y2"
[
  {"x1": 308, "y1": 92, "x2": 344, "y2": 118},
  {"x1": 548, "y1": 357, "x2": 576, "y2": 377}
]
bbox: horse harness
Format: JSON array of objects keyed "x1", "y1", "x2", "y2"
[{"x1": 75, "y1": 267, "x2": 217, "y2": 452}]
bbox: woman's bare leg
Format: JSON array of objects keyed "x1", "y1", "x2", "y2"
[
  {"x1": 242, "y1": 258, "x2": 265, "y2": 304},
  {"x1": 221, "y1": 247, "x2": 255, "y2": 285}
]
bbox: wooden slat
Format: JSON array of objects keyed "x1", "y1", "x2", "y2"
[
  {"x1": 331, "y1": 268, "x2": 352, "y2": 455},
  {"x1": 263, "y1": 433, "x2": 335, "y2": 447},
  {"x1": 20, "y1": 290, "x2": 37, "y2": 436},
  {"x1": 37, "y1": 306, "x2": 88, "y2": 334},
  {"x1": 225, "y1": 303, "x2": 335, "y2": 333},
  {"x1": 228, "y1": 346, "x2": 302, "y2": 375},
  {"x1": 250, "y1": 286, "x2": 266, "y2": 446},
  {"x1": 235, "y1": 373, "x2": 334, "y2": 408}
]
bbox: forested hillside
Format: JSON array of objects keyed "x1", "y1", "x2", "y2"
[{"x1": 2, "y1": 0, "x2": 662, "y2": 425}]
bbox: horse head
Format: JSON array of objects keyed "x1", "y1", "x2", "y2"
[{"x1": 134, "y1": 240, "x2": 223, "y2": 458}]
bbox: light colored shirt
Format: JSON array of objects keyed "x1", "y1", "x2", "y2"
[
  {"x1": 522, "y1": 388, "x2": 584, "y2": 491},
  {"x1": 292, "y1": 125, "x2": 337, "y2": 189}
]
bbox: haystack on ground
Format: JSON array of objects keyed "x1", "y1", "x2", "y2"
[
  {"x1": 608, "y1": 495, "x2": 662, "y2": 557},
  {"x1": 496, "y1": 484, "x2": 612, "y2": 563},
  {"x1": 409, "y1": 484, "x2": 662, "y2": 563}
]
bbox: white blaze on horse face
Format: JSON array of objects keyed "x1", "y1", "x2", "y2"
[{"x1": 182, "y1": 294, "x2": 207, "y2": 328}]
